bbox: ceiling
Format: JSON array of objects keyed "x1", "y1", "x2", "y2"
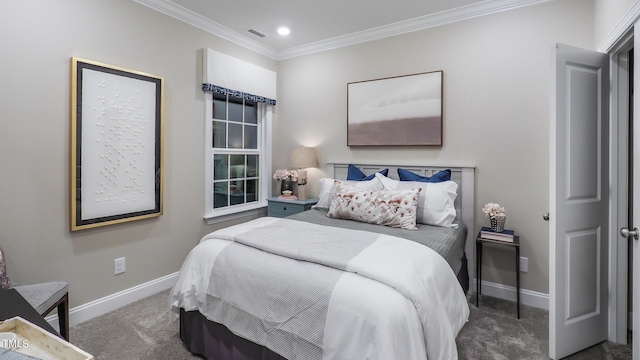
[{"x1": 135, "y1": 0, "x2": 551, "y2": 60}]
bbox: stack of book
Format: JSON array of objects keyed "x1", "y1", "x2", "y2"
[{"x1": 479, "y1": 227, "x2": 515, "y2": 242}]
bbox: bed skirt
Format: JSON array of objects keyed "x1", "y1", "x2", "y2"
[
  {"x1": 458, "y1": 252, "x2": 469, "y2": 294},
  {"x1": 179, "y1": 252, "x2": 469, "y2": 360},
  {"x1": 180, "y1": 308, "x2": 286, "y2": 360}
]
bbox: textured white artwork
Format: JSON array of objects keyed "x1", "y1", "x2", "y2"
[{"x1": 80, "y1": 68, "x2": 157, "y2": 220}]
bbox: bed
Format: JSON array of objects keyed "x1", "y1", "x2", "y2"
[{"x1": 171, "y1": 163, "x2": 476, "y2": 360}]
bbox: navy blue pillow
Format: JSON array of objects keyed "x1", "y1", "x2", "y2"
[
  {"x1": 397, "y1": 168, "x2": 451, "y2": 182},
  {"x1": 346, "y1": 164, "x2": 389, "y2": 181}
]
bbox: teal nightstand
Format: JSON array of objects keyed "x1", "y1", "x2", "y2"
[{"x1": 267, "y1": 197, "x2": 318, "y2": 218}]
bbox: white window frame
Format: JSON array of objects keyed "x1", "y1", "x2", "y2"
[{"x1": 203, "y1": 92, "x2": 272, "y2": 224}]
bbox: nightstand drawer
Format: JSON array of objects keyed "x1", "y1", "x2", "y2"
[
  {"x1": 267, "y1": 197, "x2": 318, "y2": 218},
  {"x1": 269, "y1": 202, "x2": 304, "y2": 217}
]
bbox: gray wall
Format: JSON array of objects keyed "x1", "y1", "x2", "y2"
[
  {"x1": 275, "y1": 0, "x2": 594, "y2": 295},
  {"x1": 0, "y1": 0, "x2": 275, "y2": 307}
]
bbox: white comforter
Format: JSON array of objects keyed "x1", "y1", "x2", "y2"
[{"x1": 170, "y1": 217, "x2": 469, "y2": 360}]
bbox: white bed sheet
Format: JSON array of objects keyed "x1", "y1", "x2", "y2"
[{"x1": 170, "y1": 217, "x2": 469, "y2": 360}]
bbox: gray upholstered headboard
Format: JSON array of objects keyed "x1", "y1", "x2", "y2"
[{"x1": 326, "y1": 163, "x2": 476, "y2": 282}]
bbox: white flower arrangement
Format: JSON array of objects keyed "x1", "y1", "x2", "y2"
[
  {"x1": 482, "y1": 202, "x2": 506, "y2": 218},
  {"x1": 273, "y1": 169, "x2": 299, "y2": 182}
]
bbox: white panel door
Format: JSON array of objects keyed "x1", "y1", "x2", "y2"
[{"x1": 549, "y1": 43, "x2": 609, "y2": 359}]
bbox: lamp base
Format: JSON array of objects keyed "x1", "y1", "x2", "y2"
[{"x1": 297, "y1": 185, "x2": 308, "y2": 201}]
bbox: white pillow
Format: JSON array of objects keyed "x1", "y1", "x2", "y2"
[
  {"x1": 327, "y1": 182, "x2": 420, "y2": 230},
  {"x1": 313, "y1": 177, "x2": 383, "y2": 210},
  {"x1": 375, "y1": 173, "x2": 458, "y2": 228}
]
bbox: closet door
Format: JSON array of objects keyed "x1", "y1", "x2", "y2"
[{"x1": 549, "y1": 43, "x2": 609, "y2": 359}]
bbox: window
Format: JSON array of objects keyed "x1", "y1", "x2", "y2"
[{"x1": 204, "y1": 92, "x2": 272, "y2": 222}]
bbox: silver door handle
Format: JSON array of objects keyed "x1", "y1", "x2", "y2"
[
  {"x1": 620, "y1": 227, "x2": 639, "y2": 240},
  {"x1": 543, "y1": 212, "x2": 550, "y2": 221}
]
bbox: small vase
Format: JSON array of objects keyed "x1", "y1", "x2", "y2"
[
  {"x1": 490, "y1": 216, "x2": 506, "y2": 232},
  {"x1": 280, "y1": 176, "x2": 294, "y2": 195}
]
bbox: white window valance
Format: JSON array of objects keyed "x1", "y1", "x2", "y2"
[{"x1": 202, "y1": 49, "x2": 277, "y2": 105}]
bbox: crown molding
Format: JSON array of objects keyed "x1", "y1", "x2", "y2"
[
  {"x1": 279, "y1": 0, "x2": 554, "y2": 59},
  {"x1": 135, "y1": 0, "x2": 554, "y2": 60},
  {"x1": 597, "y1": 0, "x2": 640, "y2": 53},
  {"x1": 133, "y1": 0, "x2": 278, "y2": 59}
]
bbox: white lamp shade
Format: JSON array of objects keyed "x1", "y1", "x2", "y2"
[{"x1": 290, "y1": 147, "x2": 317, "y2": 169}]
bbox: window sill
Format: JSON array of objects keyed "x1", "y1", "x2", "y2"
[{"x1": 204, "y1": 201, "x2": 268, "y2": 225}]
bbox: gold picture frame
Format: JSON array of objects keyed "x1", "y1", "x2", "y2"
[{"x1": 70, "y1": 57, "x2": 164, "y2": 231}]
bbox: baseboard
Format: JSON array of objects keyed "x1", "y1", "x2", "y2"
[
  {"x1": 45, "y1": 272, "x2": 179, "y2": 332},
  {"x1": 44, "y1": 273, "x2": 546, "y2": 332},
  {"x1": 473, "y1": 278, "x2": 549, "y2": 310}
]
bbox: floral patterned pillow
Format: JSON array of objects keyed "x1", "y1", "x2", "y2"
[
  {"x1": 313, "y1": 177, "x2": 384, "y2": 210},
  {"x1": 0, "y1": 246, "x2": 11, "y2": 289},
  {"x1": 327, "y1": 182, "x2": 420, "y2": 230}
]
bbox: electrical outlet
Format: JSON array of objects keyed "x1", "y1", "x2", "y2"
[
  {"x1": 519, "y1": 256, "x2": 528, "y2": 273},
  {"x1": 114, "y1": 257, "x2": 126, "y2": 275}
]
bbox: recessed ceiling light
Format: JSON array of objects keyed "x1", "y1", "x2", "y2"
[{"x1": 277, "y1": 26, "x2": 290, "y2": 36}]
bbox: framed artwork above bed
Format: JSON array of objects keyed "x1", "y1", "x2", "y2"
[{"x1": 347, "y1": 71, "x2": 443, "y2": 146}]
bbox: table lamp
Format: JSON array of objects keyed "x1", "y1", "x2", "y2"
[{"x1": 289, "y1": 146, "x2": 317, "y2": 200}]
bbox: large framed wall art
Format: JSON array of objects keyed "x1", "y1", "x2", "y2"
[
  {"x1": 70, "y1": 57, "x2": 164, "y2": 231},
  {"x1": 347, "y1": 70, "x2": 443, "y2": 146}
]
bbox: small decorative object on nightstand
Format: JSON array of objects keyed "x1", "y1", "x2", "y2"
[
  {"x1": 267, "y1": 197, "x2": 317, "y2": 218},
  {"x1": 273, "y1": 169, "x2": 299, "y2": 196},
  {"x1": 482, "y1": 202, "x2": 507, "y2": 232},
  {"x1": 476, "y1": 230, "x2": 520, "y2": 319}
]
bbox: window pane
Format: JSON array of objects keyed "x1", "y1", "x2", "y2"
[
  {"x1": 229, "y1": 157, "x2": 244, "y2": 179},
  {"x1": 214, "y1": 182, "x2": 228, "y2": 208},
  {"x1": 206, "y1": 92, "x2": 265, "y2": 215},
  {"x1": 228, "y1": 97, "x2": 243, "y2": 122},
  {"x1": 213, "y1": 93, "x2": 227, "y2": 120},
  {"x1": 228, "y1": 123, "x2": 243, "y2": 149},
  {"x1": 246, "y1": 179, "x2": 258, "y2": 202},
  {"x1": 244, "y1": 125, "x2": 257, "y2": 149},
  {"x1": 214, "y1": 154, "x2": 228, "y2": 180},
  {"x1": 247, "y1": 155, "x2": 258, "y2": 177},
  {"x1": 230, "y1": 180, "x2": 244, "y2": 205},
  {"x1": 213, "y1": 121, "x2": 227, "y2": 149},
  {"x1": 245, "y1": 100, "x2": 257, "y2": 124},
  {"x1": 230, "y1": 155, "x2": 244, "y2": 180}
]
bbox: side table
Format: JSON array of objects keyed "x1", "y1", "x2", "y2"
[
  {"x1": 475, "y1": 232, "x2": 520, "y2": 318},
  {"x1": 0, "y1": 289, "x2": 59, "y2": 337}
]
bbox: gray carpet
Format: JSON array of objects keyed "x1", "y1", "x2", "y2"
[{"x1": 69, "y1": 290, "x2": 631, "y2": 359}]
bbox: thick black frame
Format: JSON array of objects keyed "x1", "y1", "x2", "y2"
[{"x1": 70, "y1": 57, "x2": 163, "y2": 231}]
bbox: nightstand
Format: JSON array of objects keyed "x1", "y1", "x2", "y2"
[
  {"x1": 476, "y1": 231, "x2": 520, "y2": 318},
  {"x1": 267, "y1": 197, "x2": 318, "y2": 218}
]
